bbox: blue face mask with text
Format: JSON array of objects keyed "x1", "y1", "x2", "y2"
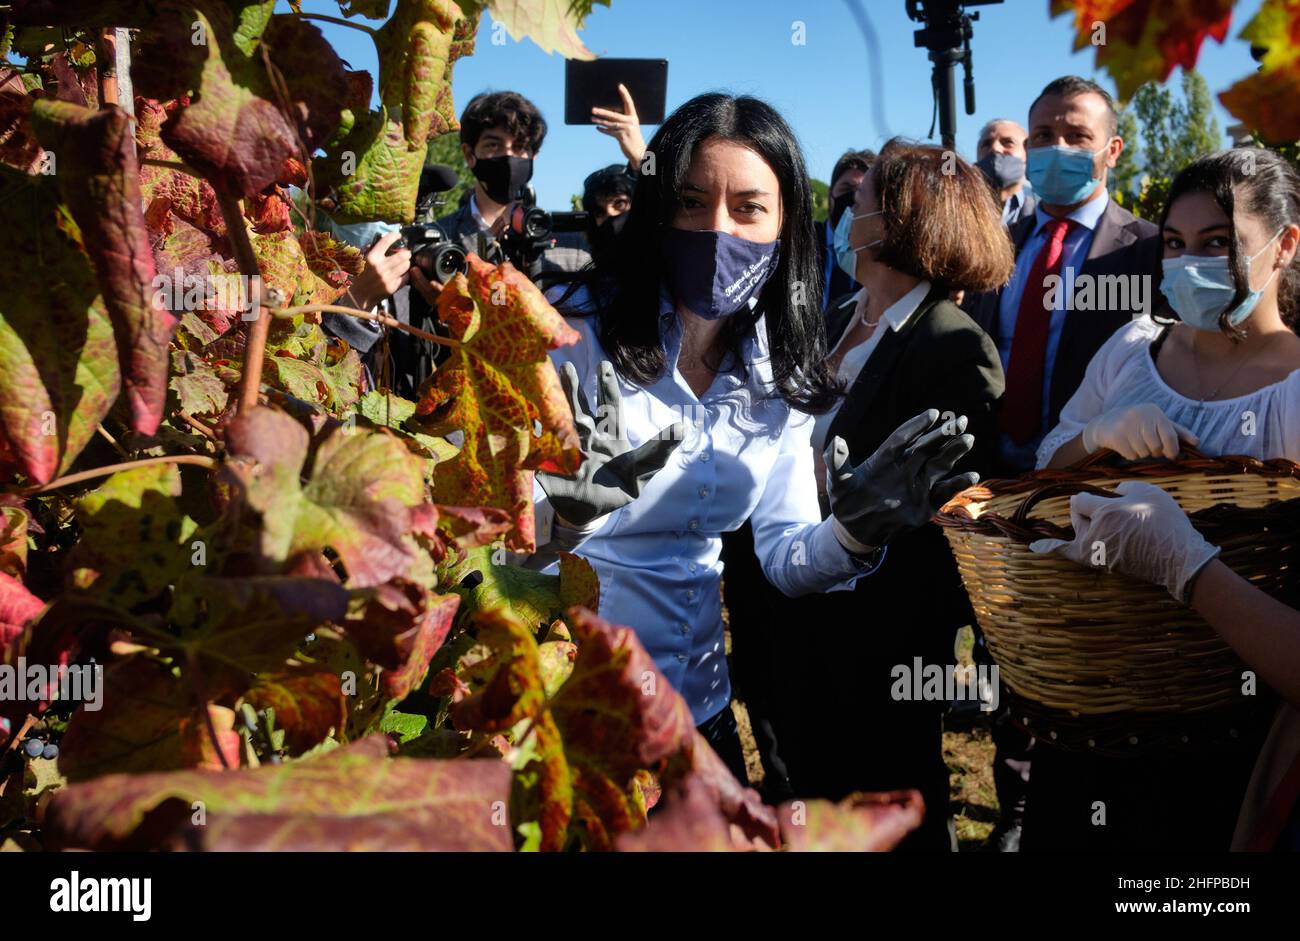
[{"x1": 662, "y1": 228, "x2": 780, "y2": 320}]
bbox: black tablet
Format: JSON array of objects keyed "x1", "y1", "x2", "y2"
[{"x1": 564, "y1": 57, "x2": 668, "y2": 125}]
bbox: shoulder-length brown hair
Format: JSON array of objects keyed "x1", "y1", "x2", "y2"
[{"x1": 869, "y1": 138, "x2": 1014, "y2": 294}]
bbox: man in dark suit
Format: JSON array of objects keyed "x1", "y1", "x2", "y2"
[
  {"x1": 963, "y1": 76, "x2": 1160, "y2": 477},
  {"x1": 961, "y1": 75, "x2": 1162, "y2": 852}
]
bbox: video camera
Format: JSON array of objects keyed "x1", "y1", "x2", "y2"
[
  {"x1": 905, "y1": 0, "x2": 1003, "y2": 149},
  {"x1": 493, "y1": 190, "x2": 590, "y2": 271},
  {"x1": 393, "y1": 163, "x2": 468, "y2": 283}
]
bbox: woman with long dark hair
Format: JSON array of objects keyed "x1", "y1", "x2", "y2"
[{"x1": 531, "y1": 94, "x2": 980, "y2": 779}]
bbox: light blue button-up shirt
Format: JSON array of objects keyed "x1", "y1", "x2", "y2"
[
  {"x1": 996, "y1": 190, "x2": 1109, "y2": 471},
  {"x1": 536, "y1": 292, "x2": 880, "y2": 724}
]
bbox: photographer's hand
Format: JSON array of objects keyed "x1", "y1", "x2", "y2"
[
  {"x1": 409, "y1": 266, "x2": 443, "y2": 306},
  {"x1": 592, "y1": 83, "x2": 646, "y2": 165},
  {"x1": 537, "y1": 361, "x2": 686, "y2": 528},
  {"x1": 346, "y1": 230, "x2": 410, "y2": 310}
]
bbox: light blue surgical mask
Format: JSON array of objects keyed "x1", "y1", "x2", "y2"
[
  {"x1": 833, "y1": 208, "x2": 883, "y2": 280},
  {"x1": 1025, "y1": 143, "x2": 1107, "y2": 206},
  {"x1": 1160, "y1": 229, "x2": 1283, "y2": 331}
]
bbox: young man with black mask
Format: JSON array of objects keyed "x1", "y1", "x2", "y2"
[{"x1": 434, "y1": 90, "x2": 589, "y2": 282}]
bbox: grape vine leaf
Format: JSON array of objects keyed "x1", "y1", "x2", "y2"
[
  {"x1": 59, "y1": 656, "x2": 241, "y2": 782},
  {"x1": 1050, "y1": 0, "x2": 1233, "y2": 101},
  {"x1": 344, "y1": 582, "x2": 461, "y2": 700},
  {"x1": 31, "y1": 100, "x2": 178, "y2": 437},
  {"x1": 132, "y1": 1, "x2": 314, "y2": 202},
  {"x1": 0, "y1": 571, "x2": 43, "y2": 652},
  {"x1": 375, "y1": 0, "x2": 477, "y2": 146},
  {"x1": 419, "y1": 255, "x2": 581, "y2": 551},
  {"x1": 65, "y1": 463, "x2": 200, "y2": 609},
  {"x1": 45, "y1": 734, "x2": 515, "y2": 851},
  {"x1": 0, "y1": 67, "x2": 43, "y2": 173},
  {"x1": 1219, "y1": 0, "x2": 1300, "y2": 144},
  {"x1": 0, "y1": 174, "x2": 121, "y2": 483},
  {"x1": 221, "y1": 405, "x2": 429, "y2": 588},
  {"x1": 485, "y1": 0, "x2": 609, "y2": 60},
  {"x1": 0, "y1": 507, "x2": 29, "y2": 578},
  {"x1": 776, "y1": 791, "x2": 925, "y2": 852},
  {"x1": 244, "y1": 669, "x2": 346, "y2": 754}
]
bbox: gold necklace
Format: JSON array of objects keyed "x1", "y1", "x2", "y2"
[{"x1": 1192, "y1": 330, "x2": 1274, "y2": 403}]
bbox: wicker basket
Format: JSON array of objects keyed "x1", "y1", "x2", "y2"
[{"x1": 936, "y1": 450, "x2": 1300, "y2": 733}]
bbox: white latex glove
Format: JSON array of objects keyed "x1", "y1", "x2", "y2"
[
  {"x1": 1028, "y1": 480, "x2": 1220, "y2": 603},
  {"x1": 1080, "y1": 403, "x2": 1199, "y2": 461}
]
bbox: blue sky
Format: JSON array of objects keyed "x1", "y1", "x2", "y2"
[{"x1": 292, "y1": 0, "x2": 1268, "y2": 210}]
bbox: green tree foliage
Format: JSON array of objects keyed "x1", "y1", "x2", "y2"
[
  {"x1": 1111, "y1": 70, "x2": 1221, "y2": 221},
  {"x1": 426, "y1": 130, "x2": 475, "y2": 214},
  {"x1": 809, "y1": 177, "x2": 829, "y2": 225}
]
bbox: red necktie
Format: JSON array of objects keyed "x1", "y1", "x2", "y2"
[{"x1": 1001, "y1": 218, "x2": 1074, "y2": 445}]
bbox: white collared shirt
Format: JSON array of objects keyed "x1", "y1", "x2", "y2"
[
  {"x1": 812, "y1": 280, "x2": 932, "y2": 454},
  {"x1": 534, "y1": 291, "x2": 881, "y2": 724}
]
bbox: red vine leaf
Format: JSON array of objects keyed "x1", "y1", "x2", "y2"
[
  {"x1": 420, "y1": 255, "x2": 581, "y2": 551},
  {"x1": 244, "y1": 669, "x2": 347, "y2": 754},
  {"x1": 0, "y1": 571, "x2": 44, "y2": 653},
  {"x1": 1050, "y1": 0, "x2": 1234, "y2": 101},
  {"x1": 45, "y1": 735, "x2": 515, "y2": 851},
  {"x1": 344, "y1": 582, "x2": 460, "y2": 700},
  {"x1": 776, "y1": 790, "x2": 925, "y2": 852},
  {"x1": 1218, "y1": 0, "x2": 1300, "y2": 143},
  {"x1": 59, "y1": 656, "x2": 241, "y2": 782},
  {"x1": 0, "y1": 174, "x2": 121, "y2": 483},
  {"x1": 222, "y1": 405, "x2": 428, "y2": 587}
]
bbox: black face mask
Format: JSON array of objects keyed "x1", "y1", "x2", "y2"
[
  {"x1": 472, "y1": 154, "x2": 533, "y2": 204},
  {"x1": 589, "y1": 211, "x2": 627, "y2": 262},
  {"x1": 830, "y1": 190, "x2": 855, "y2": 228}
]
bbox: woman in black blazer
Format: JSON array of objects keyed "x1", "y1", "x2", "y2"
[{"x1": 723, "y1": 139, "x2": 1013, "y2": 850}]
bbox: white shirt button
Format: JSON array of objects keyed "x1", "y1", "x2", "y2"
[
  {"x1": 676, "y1": 653, "x2": 688, "y2": 663},
  {"x1": 700, "y1": 452, "x2": 710, "y2": 462},
  {"x1": 688, "y1": 519, "x2": 699, "y2": 530},
  {"x1": 698, "y1": 487, "x2": 709, "y2": 499}
]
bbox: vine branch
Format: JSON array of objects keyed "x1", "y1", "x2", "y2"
[
  {"x1": 25, "y1": 455, "x2": 217, "y2": 494},
  {"x1": 214, "y1": 189, "x2": 272, "y2": 416},
  {"x1": 294, "y1": 12, "x2": 378, "y2": 36},
  {"x1": 275, "y1": 303, "x2": 462, "y2": 349}
]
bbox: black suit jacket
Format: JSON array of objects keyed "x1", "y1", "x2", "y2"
[
  {"x1": 824, "y1": 286, "x2": 1004, "y2": 480},
  {"x1": 961, "y1": 197, "x2": 1160, "y2": 452}
]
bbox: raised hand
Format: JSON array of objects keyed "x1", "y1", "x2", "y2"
[
  {"x1": 538, "y1": 360, "x2": 685, "y2": 527},
  {"x1": 824, "y1": 409, "x2": 977, "y2": 552},
  {"x1": 591, "y1": 83, "x2": 646, "y2": 166}
]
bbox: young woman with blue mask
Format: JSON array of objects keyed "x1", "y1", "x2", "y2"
[
  {"x1": 1025, "y1": 147, "x2": 1300, "y2": 852},
  {"x1": 1040, "y1": 148, "x2": 1300, "y2": 469},
  {"x1": 530, "y1": 94, "x2": 979, "y2": 780}
]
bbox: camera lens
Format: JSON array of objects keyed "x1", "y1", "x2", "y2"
[
  {"x1": 522, "y1": 207, "x2": 550, "y2": 240},
  {"x1": 432, "y1": 244, "x2": 468, "y2": 282}
]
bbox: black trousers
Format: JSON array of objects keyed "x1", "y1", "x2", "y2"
[{"x1": 696, "y1": 702, "x2": 749, "y2": 786}]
